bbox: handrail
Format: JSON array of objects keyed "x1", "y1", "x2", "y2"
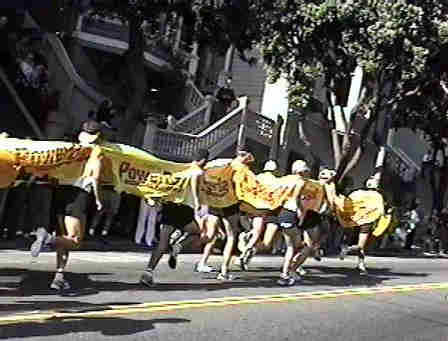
[
  {"x1": 0, "y1": 66, "x2": 44, "y2": 139},
  {"x1": 172, "y1": 101, "x2": 209, "y2": 133},
  {"x1": 45, "y1": 33, "x2": 105, "y2": 105},
  {"x1": 197, "y1": 98, "x2": 247, "y2": 137}
]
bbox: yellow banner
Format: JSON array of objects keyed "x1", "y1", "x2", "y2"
[{"x1": 324, "y1": 183, "x2": 385, "y2": 228}]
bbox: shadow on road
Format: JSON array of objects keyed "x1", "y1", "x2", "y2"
[
  {"x1": 0, "y1": 317, "x2": 190, "y2": 339},
  {"x1": 0, "y1": 264, "x2": 431, "y2": 299}
]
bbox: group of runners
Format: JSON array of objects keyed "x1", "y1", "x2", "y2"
[{"x1": 28, "y1": 120, "x2": 385, "y2": 290}]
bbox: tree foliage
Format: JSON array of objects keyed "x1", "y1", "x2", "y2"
[{"x1": 256, "y1": 0, "x2": 448, "y2": 181}]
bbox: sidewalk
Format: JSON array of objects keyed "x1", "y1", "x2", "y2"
[
  {"x1": 0, "y1": 236, "x2": 150, "y2": 253},
  {"x1": 1, "y1": 236, "x2": 445, "y2": 259}
]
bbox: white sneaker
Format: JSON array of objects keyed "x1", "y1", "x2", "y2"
[
  {"x1": 296, "y1": 266, "x2": 307, "y2": 276},
  {"x1": 194, "y1": 264, "x2": 217, "y2": 273},
  {"x1": 277, "y1": 274, "x2": 295, "y2": 286},
  {"x1": 358, "y1": 263, "x2": 368, "y2": 275},
  {"x1": 140, "y1": 269, "x2": 154, "y2": 287},
  {"x1": 88, "y1": 228, "x2": 95, "y2": 237}
]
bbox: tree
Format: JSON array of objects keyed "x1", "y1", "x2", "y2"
[
  {"x1": 257, "y1": 0, "x2": 448, "y2": 184},
  {"x1": 391, "y1": 43, "x2": 448, "y2": 211}
]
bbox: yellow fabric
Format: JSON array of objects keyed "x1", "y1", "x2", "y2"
[
  {"x1": 372, "y1": 214, "x2": 392, "y2": 237},
  {"x1": 324, "y1": 183, "x2": 385, "y2": 228}
]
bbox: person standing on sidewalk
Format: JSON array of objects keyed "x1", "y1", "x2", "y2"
[
  {"x1": 30, "y1": 120, "x2": 105, "y2": 291},
  {"x1": 403, "y1": 200, "x2": 420, "y2": 250},
  {"x1": 437, "y1": 207, "x2": 448, "y2": 256}
]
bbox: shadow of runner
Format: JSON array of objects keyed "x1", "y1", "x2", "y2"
[{"x1": 0, "y1": 317, "x2": 191, "y2": 339}]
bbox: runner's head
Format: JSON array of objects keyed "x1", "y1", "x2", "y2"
[
  {"x1": 193, "y1": 148, "x2": 210, "y2": 166},
  {"x1": 236, "y1": 150, "x2": 255, "y2": 164},
  {"x1": 263, "y1": 160, "x2": 277, "y2": 172},
  {"x1": 291, "y1": 160, "x2": 310, "y2": 177},
  {"x1": 78, "y1": 120, "x2": 102, "y2": 144},
  {"x1": 318, "y1": 167, "x2": 335, "y2": 183}
]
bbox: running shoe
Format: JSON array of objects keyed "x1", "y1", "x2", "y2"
[
  {"x1": 296, "y1": 266, "x2": 307, "y2": 276},
  {"x1": 239, "y1": 255, "x2": 249, "y2": 271},
  {"x1": 140, "y1": 269, "x2": 154, "y2": 287},
  {"x1": 217, "y1": 272, "x2": 234, "y2": 281},
  {"x1": 277, "y1": 274, "x2": 295, "y2": 286},
  {"x1": 31, "y1": 228, "x2": 50, "y2": 257},
  {"x1": 241, "y1": 247, "x2": 255, "y2": 268},
  {"x1": 168, "y1": 243, "x2": 181, "y2": 269},
  {"x1": 290, "y1": 271, "x2": 302, "y2": 282},
  {"x1": 339, "y1": 244, "x2": 349, "y2": 260},
  {"x1": 194, "y1": 263, "x2": 217, "y2": 273},
  {"x1": 313, "y1": 249, "x2": 323, "y2": 261},
  {"x1": 169, "y1": 229, "x2": 182, "y2": 246},
  {"x1": 358, "y1": 263, "x2": 368, "y2": 276},
  {"x1": 50, "y1": 278, "x2": 71, "y2": 291}
]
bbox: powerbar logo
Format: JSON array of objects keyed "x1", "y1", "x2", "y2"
[
  {"x1": 119, "y1": 162, "x2": 152, "y2": 185},
  {"x1": 14, "y1": 146, "x2": 91, "y2": 167}
]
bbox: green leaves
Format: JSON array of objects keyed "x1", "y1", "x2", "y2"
[{"x1": 257, "y1": 0, "x2": 448, "y2": 123}]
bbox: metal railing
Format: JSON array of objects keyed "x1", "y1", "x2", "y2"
[
  {"x1": 147, "y1": 97, "x2": 276, "y2": 160},
  {"x1": 385, "y1": 146, "x2": 420, "y2": 183}
]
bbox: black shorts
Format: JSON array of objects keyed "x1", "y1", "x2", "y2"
[
  {"x1": 300, "y1": 211, "x2": 322, "y2": 230},
  {"x1": 359, "y1": 222, "x2": 375, "y2": 234},
  {"x1": 54, "y1": 186, "x2": 90, "y2": 220},
  {"x1": 209, "y1": 204, "x2": 240, "y2": 231},
  {"x1": 160, "y1": 202, "x2": 194, "y2": 229},
  {"x1": 277, "y1": 208, "x2": 298, "y2": 229}
]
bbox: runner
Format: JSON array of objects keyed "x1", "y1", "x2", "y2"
[
  {"x1": 201, "y1": 150, "x2": 254, "y2": 281},
  {"x1": 30, "y1": 120, "x2": 105, "y2": 290},
  {"x1": 338, "y1": 174, "x2": 384, "y2": 275},
  {"x1": 238, "y1": 160, "x2": 281, "y2": 270},
  {"x1": 140, "y1": 202, "x2": 201, "y2": 287},
  {"x1": 276, "y1": 159, "x2": 314, "y2": 286},
  {"x1": 177, "y1": 148, "x2": 217, "y2": 273}
]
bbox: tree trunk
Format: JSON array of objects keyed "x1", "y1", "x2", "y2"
[{"x1": 118, "y1": 14, "x2": 148, "y2": 145}]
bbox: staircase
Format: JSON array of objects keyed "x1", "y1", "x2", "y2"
[
  {"x1": 0, "y1": 66, "x2": 44, "y2": 139},
  {"x1": 144, "y1": 97, "x2": 276, "y2": 161}
]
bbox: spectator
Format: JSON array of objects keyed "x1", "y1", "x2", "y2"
[
  {"x1": 135, "y1": 200, "x2": 161, "y2": 248},
  {"x1": 212, "y1": 77, "x2": 238, "y2": 122},
  {"x1": 96, "y1": 99, "x2": 115, "y2": 129},
  {"x1": 421, "y1": 150, "x2": 433, "y2": 179},
  {"x1": 437, "y1": 207, "x2": 448, "y2": 256},
  {"x1": 403, "y1": 200, "x2": 420, "y2": 250},
  {"x1": 17, "y1": 52, "x2": 35, "y2": 87},
  {"x1": 31, "y1": 52, "x2": 49, "y2": 95}
]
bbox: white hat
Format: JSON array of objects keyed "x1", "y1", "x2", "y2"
[
  {"x1": 263, "y1": 160, "x2": 277, "y2": 171},
  {"x1": 291, "y1": 160, "x2": 310, "y2": 174},
  {"x1": 318, "y1": 168, "x2": 336, "y2": 181}
]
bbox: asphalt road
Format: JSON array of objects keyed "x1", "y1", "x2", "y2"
[{"x1": 1, "y1": 250, "x2": 448, "y2": 341}]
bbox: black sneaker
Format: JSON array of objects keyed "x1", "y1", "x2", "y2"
[
  {"x1": 140, "y1": 269, "x2": 154, "y2": 287},
  {"x1": 31, "y1": 228, "x2": 50, "y2": 257},
  {"x1": 168, "y1": 243, "x2": 181, "y2": 269}
]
